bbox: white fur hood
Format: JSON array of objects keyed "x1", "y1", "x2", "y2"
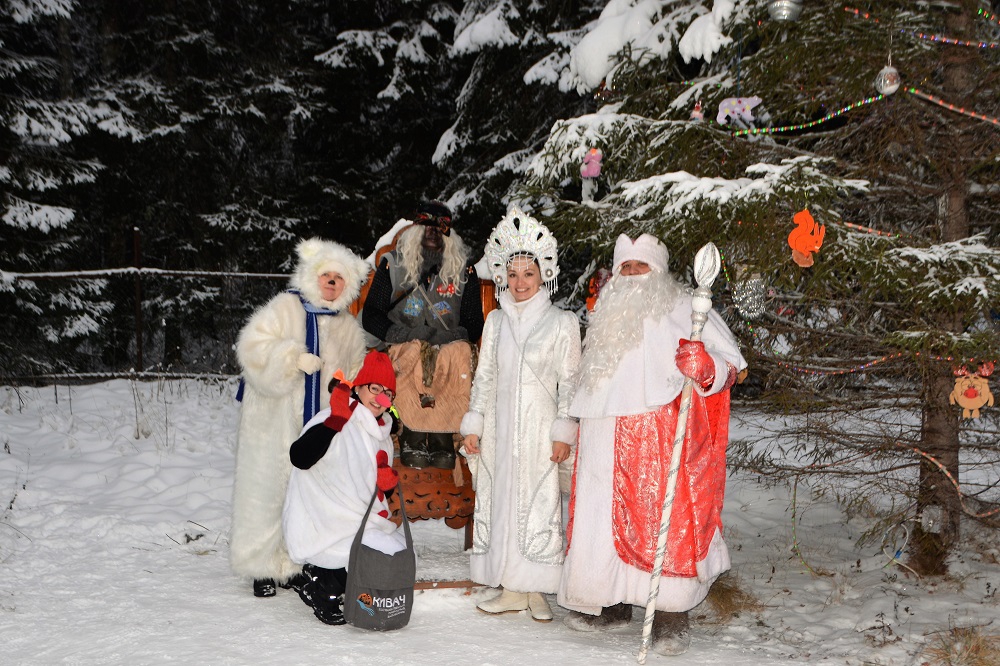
[{"x1": 291, "y1": 237, "x2": 370, "y2": 311}]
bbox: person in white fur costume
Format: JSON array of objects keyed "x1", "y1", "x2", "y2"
[
  {"x1": 559, "y1": 233, "x2": 746, "y2": 656},
  {"x1": 459, "y1": 207, "x2": 581, "y2": 623},
  {"x1": 230, "y1": 238, "x2": 368, "y2": 598}
]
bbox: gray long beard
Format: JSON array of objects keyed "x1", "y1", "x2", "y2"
[{"x1": 579, "y1": 270, "x2": 686, "y2": 392}]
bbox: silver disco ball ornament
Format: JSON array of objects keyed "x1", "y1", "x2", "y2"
[
  {"x1": 874, "y1": 65, "x2": 901, "y2": 95},
  {"x1": 768, "y1": 0, "x2": 803, "y2": 22},
  {"x1": 732, "y1": 275, "x2": 766, "y2": 320}
]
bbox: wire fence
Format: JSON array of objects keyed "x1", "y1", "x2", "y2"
[{"x1": 2, "y1": 229, "x2": 294, "y2": 384}]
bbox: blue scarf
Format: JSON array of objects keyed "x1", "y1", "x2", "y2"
[{"x1": 289, "y1": 289, "x2": 340, "y2": 425}]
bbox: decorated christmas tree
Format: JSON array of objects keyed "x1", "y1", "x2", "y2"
[{"x1": 517, "y1": 0, "x2": 1000, "y2": 573}]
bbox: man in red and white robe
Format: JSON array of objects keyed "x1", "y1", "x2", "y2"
[{"x1": 559, "y1": 234, "x2": 746, "y2": 656}]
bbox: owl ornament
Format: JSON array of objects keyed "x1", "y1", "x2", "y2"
[{"x1": 950, "y1": 362, "x2": 995, "y2": 419}]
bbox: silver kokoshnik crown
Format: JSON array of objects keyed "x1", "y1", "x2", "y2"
[{"x1": 485, "y1": 206, "x2": 559, "y2": 296}]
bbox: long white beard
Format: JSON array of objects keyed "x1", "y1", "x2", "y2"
[{"x1": 579, "y1": 270, "x2": 686, "y2": 392}]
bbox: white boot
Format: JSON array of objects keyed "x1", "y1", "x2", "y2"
[
  {"x1": 477, "y1": 589, "x2": 529, "y2": 615},
  {"x1": 527, "y1": 593, "x2": 553, "y2": 622}
]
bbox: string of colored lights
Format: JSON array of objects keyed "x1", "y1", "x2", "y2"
[
  {"x1": 980, "y1": 7, "x2": 1000, "y2": 27},
  {"x1": 906, "y1": 87, "x2": 1000, "y2": 127},
  {"x1": 718, "y1": 250, "x2": 999, "y2": 375},
  {"x1": 731, "y1": 95, "x2": 885, "y2": 137},
  {"x1": 845, "y1": 7, "x2": 1000, "y2": 49},
  {"x1": 840, "y1": 221, "x2": 905, "y2": 240}
]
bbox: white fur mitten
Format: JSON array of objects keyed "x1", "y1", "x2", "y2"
[{"x1": 296, "y1": 352, "x2": 324, "y2": 375}]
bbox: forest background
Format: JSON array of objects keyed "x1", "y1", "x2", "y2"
[{"x1": 3, "y1": 0, "x2": 1000, "y2": 576}]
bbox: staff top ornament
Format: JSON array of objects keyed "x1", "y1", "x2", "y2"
[
  {"x1": 787, "y1": 208, "x2": 825, "y2": 267},
  {"x1": 950, "y1": 362, "x2": 995, "y2": 419}
]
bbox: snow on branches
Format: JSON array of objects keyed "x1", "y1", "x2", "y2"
[{"x1": 2, "y1": 196, "x2": 74, "y2": 233}]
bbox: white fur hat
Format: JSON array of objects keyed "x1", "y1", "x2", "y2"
[
  {"x1": 612, "y1": 233, "x2": 669, "y2": 274},
  {"x1": 291, "y1": 237, "x2": 370, "y2": 311}
]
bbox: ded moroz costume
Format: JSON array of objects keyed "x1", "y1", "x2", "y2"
[{"x1": 559, "y1": 233, "x2": 747, "y2": 656}]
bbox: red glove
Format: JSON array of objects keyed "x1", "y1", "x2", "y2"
[
  {"x1": 375, "y1": 450, "x2": 399, "y2": 495},
  {"x1": 323, "y1": 371, "x2": 356, "y2": 432},
  {"x1": 675, "y1": 339, "x2": 715, "y2": 388}
]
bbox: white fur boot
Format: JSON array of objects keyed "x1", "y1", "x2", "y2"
[
  {"x1": 477, "y1": 589, "x2": 529, "y2": 614},
  {"x1": 527, "y1": 593, "x2": 553, "y2": 622}
]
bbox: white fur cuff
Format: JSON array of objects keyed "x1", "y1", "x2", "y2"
[
  {"x1": 696, "y1": 352, "x2": 726, "y2": 396},
  {"x1": 549, "y1": 417, "x2": 579, "y2": 445},
  {"x1": 460, "y1": 411, "x2": 484, "y2": 438}
]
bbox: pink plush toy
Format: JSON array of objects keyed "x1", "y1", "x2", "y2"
[
  {"x1": 717, "y1": 96, "x2": 762, "y2": 125},
  {"x1": 580, "y1": 148, "x2": 603, "y2": 179}
]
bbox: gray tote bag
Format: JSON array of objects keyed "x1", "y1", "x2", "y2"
[{"x1": 343, "y1": 483, "x2": 416, "y2": 631}]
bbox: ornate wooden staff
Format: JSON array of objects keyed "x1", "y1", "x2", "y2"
[{"x1": 638, "y1": 242, "x2": 720, "y2": 664}]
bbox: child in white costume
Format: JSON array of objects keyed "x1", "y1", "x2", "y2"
[
  {"x1": 460, "y1": 207, "x2": 581, "y2": 622},
  {"x1": 283, "y1": 350, "x2": 404, "y2": 625},
  {"x1": 230, "y1": 238, "x2": 368, "y2": 598}
]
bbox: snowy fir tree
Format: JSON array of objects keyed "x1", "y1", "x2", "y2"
[
  {"x1": 3, "y1": 1, "x2": 445, "y2": 374},
  {"x1": 312, "y1": 1, "x2": 468, "y2": 235},
  {"x1": 428, "y1": 0, "x2": 605, "y2": 232},
  {"x1": 1, "y1": 0, "x2": 133, "y2": 375},
  {"x1": 312, "y1": 0, "x2": 605, "y2": 242},
  {"x1": 517, "y1": 0, "x2": 1000, "y2": 573}
]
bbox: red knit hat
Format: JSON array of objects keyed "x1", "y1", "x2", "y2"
[{"x1": 352, "y1": 350, "x2": 396, "y2": 392}]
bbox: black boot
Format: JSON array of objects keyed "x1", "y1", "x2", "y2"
[
  {"x1": 399, "y1": 428, "x2": 430, "y2": 468},
  {"x1": 295, "y1": 564, "x2": 319, "y2": 608},
  {"x1": 564, "y1": 602, "x2": 633, "y2": 631},
  {"x1": 652, "y1": 610, "x2": 691, "y2": 656},
  {"x1": 427, "y1": 432, "x2": 456, "y2": 469},
  {"x1": 311, "y1": 566, "x2": 348, "y2": 626},
  {"x1": 252, "y1": 578, "x2": 276, "y2": 598},
  {"x1": 313, "y1": 593, "x2": 346, "y2": 626}
]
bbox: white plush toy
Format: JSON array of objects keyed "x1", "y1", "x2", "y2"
[{"x1": 717, "y1": 96, "x2": 762, "y2": 125}]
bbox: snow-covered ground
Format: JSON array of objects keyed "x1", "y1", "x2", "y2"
[{"x1": 2, "y1": 380, "x2": 998, "y2": 665}]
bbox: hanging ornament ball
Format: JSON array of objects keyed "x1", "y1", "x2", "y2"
[
  {"x1": 732, "y1": 275, "x2": 766, "y2": 320},
  {"x1": 768, "y1": 0, "x2": 803, "y2": 22},
  {"x1": 874, "y1": 65, "x2": 901, "y2": 95}
]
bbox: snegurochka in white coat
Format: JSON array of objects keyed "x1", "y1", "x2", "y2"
[
  {"x1": 460, "y1": 207, "x2": 581, "y2": 622},
  {"x1": 230, "y1": 238, "x2": 368, "y2": 591}
]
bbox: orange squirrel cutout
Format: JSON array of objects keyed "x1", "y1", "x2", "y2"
[
  {"x1": 787, "y1": 209, "x2": 825, "y2": 268},
  {"x1": 950, "y1": 362, "x2": 995, "y2": 419}
]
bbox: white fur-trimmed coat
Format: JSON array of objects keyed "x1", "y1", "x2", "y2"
[
  {"x1": 460, "y1": 290, "x2": 581, "y2": 592},
  {"x1": 229, "y1": 238, "x2": 368, "y2": 582}
]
